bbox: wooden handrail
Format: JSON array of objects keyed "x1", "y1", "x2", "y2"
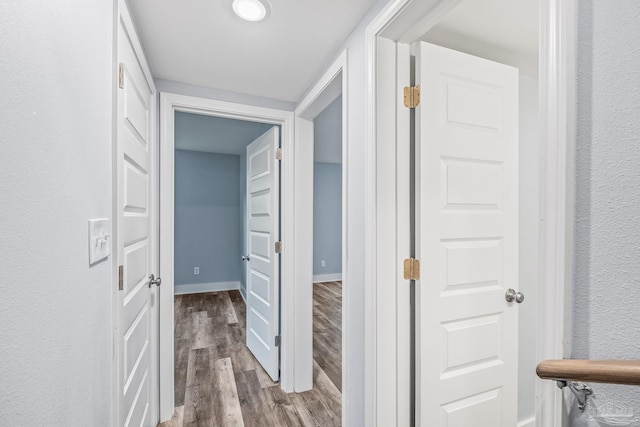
[{"x1": 537, "y1": 359, "x2": 640, "y2": 386}]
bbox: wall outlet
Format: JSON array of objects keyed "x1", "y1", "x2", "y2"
[
  {"x1": 194, "y1": 267, "x2": 200, "y2": 275},
  {"x1": 321, "y1": 260, "x2": 326, "y2": 268}
]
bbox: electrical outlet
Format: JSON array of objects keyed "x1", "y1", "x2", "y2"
[
  {"x1": 194, "y1": 267, "x2": 200, "y2": 275},
  {"x1": 321, "y1": 260, "x2": 326, "y2": 268}
]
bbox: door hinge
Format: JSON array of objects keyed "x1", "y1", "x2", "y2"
[
  {"x1": 118, "y1": 63, "x2": 125, "y2": 89},
  {"x1": 275, "y1": 335, "x2": 281, "y2": 347},
  {"x1": 275, "y1": 148, "x2": 282, "y2": 160},
  {"x1": 403, "y1": 258, "x2": 420, "y2": 281},
  {"x1": 403, "y1": 85, "x2": 420, "y2": 108},
  {"x1": 118, "y1": 265, "x2": 124, "y2": 290},
  {"x1": 275, "y1": 241, "x2": 282, "y2": 254}
]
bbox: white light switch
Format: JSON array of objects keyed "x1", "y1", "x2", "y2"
[{"x1": 89, "y1": 218, "x2": 111, "y2": 265}]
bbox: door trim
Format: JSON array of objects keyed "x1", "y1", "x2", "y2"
[
  {"x1": 112, "y1": 0, "x2": 159, "y2": 425},
  {"x1": 158, "y1": 93, "x2": 294, "y2": 421},
  {"x1": 364, "y1": 0, "x2": 575, "y2": 426},
  {"x1": 293, "y1": 49, "x2": 348, "y2": 423}
]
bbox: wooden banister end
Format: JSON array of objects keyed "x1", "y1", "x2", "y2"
[{"x1": 536, "y1": 359, "x2": 640, "y2": 386}]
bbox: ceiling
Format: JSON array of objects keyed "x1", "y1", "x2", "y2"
[
  {"x1": 175, "y1": 112, "x2": 273, "y2": 154},
  {"x1": 127, "y1": 0, "x2": 375, "y2": 102},
  {"x1": 422, "y1": 0, "x2": 539, "y2": 77},
  {"x1": 175, "y1": 96, "x2": 342, "y2": 160}
]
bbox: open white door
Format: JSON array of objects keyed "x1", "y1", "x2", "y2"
[
  {"x1": 246, "y1": 127, "x2": 281, "y2": 381},
  {"x1": 414, "y1": 42, "x2": 519, "y2": 426},
  {"x1": 116, "y1": 8, "x2": 157, "y2": 427}
]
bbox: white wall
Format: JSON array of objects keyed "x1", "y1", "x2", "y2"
[
  {"x1": 518, "y1": 75, "x2": 539, "y2": 423},
  {"x1": 0, "y1": 0, "x2": 114, "y2": 424},
  {"x1": 155, "y1": 79, "x2": 296, "y2": 111},
  {"x1": 572, "y1": 1, "x2": 640, "y2": 424}
]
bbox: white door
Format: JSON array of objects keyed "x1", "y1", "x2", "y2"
[
  {"x1": 246, "y1": 127, "x2": 281, "y2": 381},
  {"x1": 116, "y1": 10, "x2": 157, "y2": 427},
  {"x1": 414, "y1": 42, "x2": 519, "y2": 426}
]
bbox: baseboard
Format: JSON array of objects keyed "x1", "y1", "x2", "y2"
[
  {"x1": 239, "y1": 284, "x2": 247, "y2": 304},
  {"x1": 174, "y1": 281, "x2": 241, "y2": 295},
  {"x1": 518, "y1": 417, "x2": 535, "y2": 427},
  {"x1": 312, "y1": 273, "x2": 342, "y2": 283}
]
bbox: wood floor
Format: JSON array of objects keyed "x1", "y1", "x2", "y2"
[{"x1": 161, "y1": 282, "x2": 342, "y2": 427}]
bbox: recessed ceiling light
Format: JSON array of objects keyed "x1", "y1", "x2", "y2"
[{"x1": 232, "y1": 0, "x2": 269, "y2": 22}]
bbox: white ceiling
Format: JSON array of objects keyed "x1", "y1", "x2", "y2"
[
  {"x1": 175, "y1": 112, "x2": 273, "y2": 154},
  {"x1": 175, "y1": 100, "x2": 343, "y2": 162},
  {"x1": 127, "y1": 0, "x2": 376, "y2": 102},
  {"x1": 422, "y1": 0, "x2": 539, "y2": 77}
]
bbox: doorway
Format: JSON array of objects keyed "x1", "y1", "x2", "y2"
[
  {"x1": 412, "y1": 4, "x2": 540, "y2": 425},
  {"x1": 158, "y1": 93, "x2": 296, "y2": 421},
  {"x1": 364, "y1": 0, "x2": 573, "y2": 425},
  {"x1": 294, "y1": 50, "x2": 349, "y2": 424},
  {"x1": 312, "y1": 95, "x2": 344, "y2": 396}
]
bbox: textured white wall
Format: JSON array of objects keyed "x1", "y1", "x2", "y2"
[
  {"x1": 0, "y1": 1, "x2": 114, "y2": 424},
  {"x1": 572, "y1": 0, "x2": 640, "y2": 424}
]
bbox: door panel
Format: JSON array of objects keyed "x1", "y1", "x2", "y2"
[
  {"x1": 415, "y1": 42, "x2": 519, "y2": 427},
  {"x1": 246, "y1": 127, "x2": 280, "y2": 381},
  {"x1": 117, "y1": 16, "x2": 156, "y2": 427}
]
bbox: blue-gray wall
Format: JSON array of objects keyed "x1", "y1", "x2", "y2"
[
  {"x1": 572, "y1": 1, "x2": 640, "y2": 423},
  {"x1": 313, "y1": 94, "x2": 343, "y2": 278},
  {"x1": 174, "y1": 150, "x2": 242, "y2": 288},
  {"x1": 313, "y1": 162, "x2": 342, "y2": 276},
  {"x1": 314, "y1": 95, "x2": 343, "y2": 164}
]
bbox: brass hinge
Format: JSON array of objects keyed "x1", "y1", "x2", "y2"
[
  {"x1": 275, "y1": 241, "x2": 282, "y2": 254},
  {"x1": 403, "y1": 258, "x2": 420, "y2": 281},
  {"x1": 275, "y1": 148, "x2": 282, "y2": 160},
  {"x1": 118, "y1": 63, "x2": 125, "y2": 89},
  {"x1": 118, "y1": 265, "x2": 124, "y2": 290},
  {"x1": 403, "y1": 85, "x2": 420, "y2": 108}
]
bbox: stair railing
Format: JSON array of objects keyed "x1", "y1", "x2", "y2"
[{"x1": 536, "y1": 359, "x2": 640, "y2": 411}]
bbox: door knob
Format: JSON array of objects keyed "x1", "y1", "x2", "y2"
[
  {"x1": 241, "y1": 255, "x2": 250, "y2": 261},
  {"x1": 148, "y1": 274, "x2": 162, "y2": 288},
  {"x1": 505, "y1": 288, "x2": 524, "y2": 303}
]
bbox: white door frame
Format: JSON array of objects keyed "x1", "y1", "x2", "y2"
[
  {"x1": 293, "y1": 50, "x2": 349, "y2": 420},
  {"x1": 112, "y1": 0, "x2": 159, "y2": 425},
  {"x1": 363, "y1": 0, "x2": 575, "y2": 426},
  {"x1": 158, "y1": 93, "x2": 294, "y2": 421}
]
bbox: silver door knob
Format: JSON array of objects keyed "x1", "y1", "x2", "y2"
[
  {"x1": 241, "y1": 255, "x2": 250, "y2": 261},
  {"x1": 148, "y1": 274, "x2": 162, "y2": 288},
  {"x1": 505, "y1": 288, "x2": 524, "y2": 303}
]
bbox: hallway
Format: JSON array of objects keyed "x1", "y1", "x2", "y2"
[{"x1": 163, "y1": 283, "x2": 342, "y2": 426}]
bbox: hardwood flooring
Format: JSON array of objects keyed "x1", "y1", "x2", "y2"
[
  {"x1": 312, "y1": 282, "x2": 342, "y2": 392},
  {"x1": 162, "y1": 282, "x2": 342, "y2": 427}
]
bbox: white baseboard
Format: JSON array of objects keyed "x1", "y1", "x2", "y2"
[
  {"x1": 518, "y1": 417, "x2": 535, "y2": 427},
  {"x1": 174, "y1": 281, "x2": 241, "y2": 295},
  {"x1": 239, "y1": 284, "x2": 247, "y2": 304},
  {"x1": 312, "y1": 273, "x2": 342, "y2": 283}
]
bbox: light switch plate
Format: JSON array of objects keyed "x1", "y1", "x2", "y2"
[{"x1": 89, "y1": 218, "x2": 111, "y2": 265}]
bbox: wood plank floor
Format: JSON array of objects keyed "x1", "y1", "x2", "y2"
[
  {"x1": 161, "y1": 282, "x2": 342, "y2": 427},
  {"x1": 312, "y1": 282, "x2": 342, "y2": 392}
]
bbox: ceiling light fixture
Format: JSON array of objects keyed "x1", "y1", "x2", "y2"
[{"x1": 232, "y1": 0, "x2": 269, "y2": 22}]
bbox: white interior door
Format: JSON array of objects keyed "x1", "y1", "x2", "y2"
[
  {"x1": 116, "y1": 12, "x2": 157, "y2": 427},
  {"x1": 414, "y1": 42, "x2": 519, "y2": 426},
  {"x1": 246, "y1": 127, "x2": 281, "y2": 381}
]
